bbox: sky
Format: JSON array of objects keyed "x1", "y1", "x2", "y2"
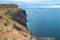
[
  {"x1": 0, "y1": 0, "x2": 60, "y2": 6},
  {"x1": 0, "y1": 0, "x2": 60, "y2": 8}
]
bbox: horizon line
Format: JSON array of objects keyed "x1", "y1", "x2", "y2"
[{"x1": 20, "y1": 5, "x2": 60, "y2": 8}]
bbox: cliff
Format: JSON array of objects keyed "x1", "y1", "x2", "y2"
[{"x1": 0, "y1": 4, "x2": 36, "y2": 40}]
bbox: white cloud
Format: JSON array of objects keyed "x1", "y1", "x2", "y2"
[
  {"x1": 8, "y1": 0, "x2": 48, "y2": 3},
  {"x1": 4, "y1": 0, "x2": 60, "y2": 6},
  {"x1": 10, "y1": 0, "x2": 34, "y2": 2},
  {"x1": 40, "y1": 6, "x2": 60, "y2": 8}
]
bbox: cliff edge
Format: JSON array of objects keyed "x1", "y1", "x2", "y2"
[{"x1": 0, "y1": 4, "x2": 36, "y2": 40}]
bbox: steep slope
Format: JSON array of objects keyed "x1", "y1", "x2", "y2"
[{"x1": 0, "y1": 4, "x2": 36, "y2": 40}]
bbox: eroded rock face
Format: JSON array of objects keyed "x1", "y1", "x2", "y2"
[{"x1": 0, "y1": 4, "x2": 36, "y2": 40}]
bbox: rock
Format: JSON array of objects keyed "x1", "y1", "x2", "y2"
[
  {"x1": 36, "y1": 37, "x2": 55, "y2": 40},
  {"x1": 0, "y1": 4, "x2": 36, "y2": 40}
]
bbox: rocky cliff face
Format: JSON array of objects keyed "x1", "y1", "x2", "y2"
[{"x1": 0, "y1": 4, "x2": 36, "y2": 40}]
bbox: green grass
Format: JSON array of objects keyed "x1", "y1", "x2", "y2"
[{"x1": 12, "y1": 38, "x2": 16, "y2": 40}]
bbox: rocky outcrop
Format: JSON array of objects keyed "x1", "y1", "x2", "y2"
[
  {"x1": 0, "y1": 4, "x2": 36, "y2": 40},
  {"x1": 36, "y1": 37, "x2": 55, "y2": 40}
]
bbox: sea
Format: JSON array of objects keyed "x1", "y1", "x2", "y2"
[{"x1": 20, "y1": 6, "x2": 60, "y2": 40}]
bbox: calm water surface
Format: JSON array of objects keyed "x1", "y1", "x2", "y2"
[{"x1": 20, "y1": 6, "x2": 60, "y2": 40}]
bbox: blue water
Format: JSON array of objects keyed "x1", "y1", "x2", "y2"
[{"x1": 21, "y1": 7, "x2": 60, "y2": 40}]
